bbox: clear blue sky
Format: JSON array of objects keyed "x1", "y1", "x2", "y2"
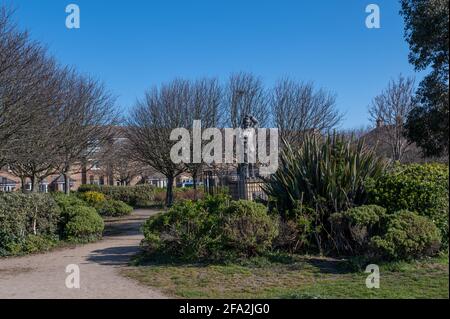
[{"x1": 7, "y1": 0, "x2": 424, "y2": 129}]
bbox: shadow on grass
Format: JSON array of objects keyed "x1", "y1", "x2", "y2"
[{"x1": 130, "y1": 250, "x2": 357, "y2": 274}]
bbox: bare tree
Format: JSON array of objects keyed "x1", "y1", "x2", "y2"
[
  {"x1": 339, "y1": 125, "x2": 372, "y2": 140},
  {"x1": 184, "y1": 78, "x2": 222, "y2": 191},
  {"x1": 0, "y1": 7, "x2": 53, "y2": 166},
  {"x1": 127, "y1": 80, "x2": 189, "y2": 206},
  {"x1": 271, "y1": 78, "x2": 342, "y2": 146},
  {"x1": 368, "y1": 75, "x2": 416, "y2": 162},
  {"x1": 56, "y1": 73, "x2": 117, "y2": 194},
  {"x1": 6, "y1": 62, "x2": 68, "y2": 192},
  {"x1": 224, "y1": 72, "x2": 270, "y2": 128},
  {"x1": 100, "y1": 135, "x2": 141, "y2": 186}
]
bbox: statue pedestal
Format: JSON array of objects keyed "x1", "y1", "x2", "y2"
[{"x1": 235, "y1": 178, "x2": 267, "y2": 201}]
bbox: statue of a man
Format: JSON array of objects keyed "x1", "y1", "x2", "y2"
[{"x1": 239, "y1": 114, "x2": 259, "y2": 179}]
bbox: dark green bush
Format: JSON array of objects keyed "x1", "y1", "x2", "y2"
[
  {"x1": 63, "y1": 205, "x2": 104, "y2": 243},
  {"x1": 142, "y1": 200, "x2": 218, "y2": 260},
  {"x1": 52, "y1": 193, "x2": 88, "y2": 213},
  {"x1": 5, "y1": 235, "x2": 59, "y2": 255},
  {"x1": 274, "y1": 202, "x2": 317, "y2": 253},
  {"x1": 141, "y1": 197, "x2": 278, "y2": 261},
  {"x1": 77, "y1": 184, "x2": 101, "y2": 193},
  {"x1": 201, "y1": 193, "x2": 231, "y2": 214},
  {"x1": 221, "y1": 201, "x2": 278, "y2": 257},
  {"x1": 370, "y1": 210, "x2": 441, "y2": 260},
  {"x1": 0, "y1": 193, "x2": 61, "y2": 255},
  {"x1": 330, "y1": 205, "x2": 387, "y2": 254},
  {"x1": 366, "y1": 163, "x2": 449, "y2": 244},
  {"x1": 96, "y1": 200, "x2": 133, "y2": 217}
]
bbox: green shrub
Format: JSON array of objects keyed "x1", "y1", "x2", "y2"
[
  {"x1": 330, "y1": 205, "x2": 387, "y2": 254},
  {"x1": 80, "y1": 191, "x2": 106, "y2": 206},
  {"x1": 52, "y1": 193, "x2": 88, "y2": 213},
  {"x1": 96, "y1": 200, "x2": 133, "y2": 217},
  {"x1": 221, "y1": 201, "x2": 279, "y2": 257},
  {"x1": 0, "y1": 193, "x2": 61, "y2": 255},
  {"x1": 142, "y1": 200, "x2": 218, "y2": 260},
  {"x1": 5, "y1": 235, "x2": 59, "y2": 255},
  {"x1": 370, "y1": 210, "x2": 441, "y2": 260},
  {"x1": 367, "y1": 163, "x2": 449, "y2": 244},
  {"x1": 77, "y1": 184, "x2": 101, "y2": 193},
  {"x1": 202, "y1": 193, "x2": 231, "y2": 215},
  {"x1": 274, "y1": 202, "x2": 316, "y2": 253},
  {"x1": 141, "y1": 197, "x2": 278, "y2": 261},
  {"x1": 263, "y1": 134, "x2": 386, "y2": 253},
  {"x1": 63, "y1": 205, "x2": 104, "y2": 243}
]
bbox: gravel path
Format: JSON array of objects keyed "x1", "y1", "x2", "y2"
[{"x1": 0, "y1": 209, "x2": 166, "y2": 299}]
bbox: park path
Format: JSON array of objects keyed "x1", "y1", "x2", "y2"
[{"x1": 0, "y1": 209, "x2": 166, "y2": 299}]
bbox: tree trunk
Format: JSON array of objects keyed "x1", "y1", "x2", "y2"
[
  {"x1": 192, "y1": 171, "x2": 198, "y2": 200},
  {"x1": 166, "y1": 176, "x2": 174, "y2": 207},
  {"x1": 63, "y1": 172, "x2": 71, "y2": 195},
  {"x1": 20, "y1": 176, "x2": 27, "y2": 193},
  {"x1": 31, "y1": 175, "x2": 39, "y2": 193}
]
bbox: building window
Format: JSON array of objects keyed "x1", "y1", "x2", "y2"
[{"x1": 92, "y1": 161, "x2": 101, "y2": 171}]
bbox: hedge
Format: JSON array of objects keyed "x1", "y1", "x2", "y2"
[
  {"x1": 78, "y1": 184, "x2": 155, "y2": 207},
  {"x1": 0, "y1": 193, "x2": 61, "y2": 255}
]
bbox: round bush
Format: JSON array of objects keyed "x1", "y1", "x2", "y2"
[
  {"x1": 96, "y1": 200, "x2": 133, "y2": 217},
  {"x1": 330, "y1": 205, "x2": 387, "y2": 254},
  {"x1": 52, "y1": 193, "x2": 87, "y2": 212},
  {"x1": 370, "y1": 210, "x2": 441, "y2": 260},
  {"x1": 63, "y1": 205, "x2": 104, "y2": 242},
  {"x1": 366, "y1": 163, "x2": 449, "y2": 244},
  {"x1": 142, "y1": 197, "x2": 278, "y2": 261},
  {"x1": 80, "y1": 191, "x2": 106, "y2": 206},
  {"x1": 142, "y1": 200, "x2": 216, "y2": 260},
  {"x1": 221, "y1": 201, "x2": 279, "y2": 257}
]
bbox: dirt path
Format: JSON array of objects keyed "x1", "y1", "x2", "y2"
[{"x1": 0, "y1": 209, "x2": 166, "y2": 299}]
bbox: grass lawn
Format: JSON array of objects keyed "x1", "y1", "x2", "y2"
[{"x1": 122, "y1": 253, "x2": 449, "y2": 299}]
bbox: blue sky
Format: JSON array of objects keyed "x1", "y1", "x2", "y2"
[{"x1": 7, "y1": 0, "x2": 424, "y2": 128}]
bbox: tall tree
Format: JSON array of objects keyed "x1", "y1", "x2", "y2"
[
  {"x1": 224, "y1": 72, "x2": 270, "y2": 128},
  {"x1": 184, "y1": 78, "x2": 222, "y2": 191},
  {"x1": 0, "y1": 7, "x2": 51, "y2": 166},
  {"x1": 271, "y1": 78, "x2": 342, "y2": 146},
  {"x1": 56, "y1": 73, "x2": 117, "y2": 194},
  {"x1": 127, "y1": 80, "x2": 189, "y2": 206},
  {"x1": 401, "y1": 0, "x2": 449, "y2": 157},
  {"x1": 6, "y1": 62, "x2": 68, "y2": 192},
  {"x1": 368, "y1": 75, "x2": 416, "y2": 162},
  {"x1": 100, "y1": 135, "x2": 141, "y2": 186}
]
